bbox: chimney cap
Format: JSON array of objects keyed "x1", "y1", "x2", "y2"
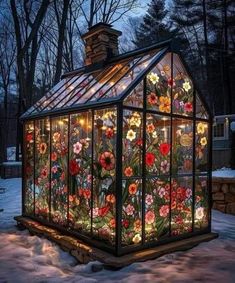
[{"x1": 82, "y1": 22, "x2": 122, "y2": 40}]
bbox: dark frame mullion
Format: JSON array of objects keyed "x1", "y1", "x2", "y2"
[
  {"x1": 49, "y1": 117, "x2": 52, "y2": 222},
  {"x1": 67, "y1": 115, "x2": 70, "y2": 227},
  {"x1": 116, "y1": 103, "x2": 123, "y2": 255},
  {"x1": 169, "y1": 51, "x2": 173, "y2": 237},
  {"x1": 192, "y1": 88, "x2": 196, "y2": 232},
  {"x1": 22, "y1": 123, "x2": 26, "y2": 215},
  {"x1": 141, "y1": 77, "x2": 147, "y2": 245},
  {"x1": 208, "y1": 116, "x2": 213, "y2": 232},
  {"x1": 85, "y1": 56, "x2": 144, "y2": 104},
  {"x1": 33, "y1": 120, "x2": 36, "y2": 217},
  {"x1": 91, "y1": 109, "x2": 94, "y2": 236}
]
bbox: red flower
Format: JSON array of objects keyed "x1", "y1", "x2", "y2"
[
  {"x1": 167, "y1": 78, "x2": 175, "y2": 87},
  {"x1": 99, "y1": 151, "x2": 115, "y2": 171},
  {"x1": 105, "y1": 128, "x2": 114, "y2": 138},
  {"x1": 145, "y1": 152, "x2": 155, "y2": 167},
  {"x1": 159, "y1": 143, "x2": 170, "y2": 156},
  {"x1": 26, "y1": 133, "x2": 33, "y2": 142},
  {"x1": 109, "y1": 218, "x2": 116, "y2": 228},
  {"x1": 51, "y1": 152, "x2": 57, "y2": 162},
  {"x1": 135, "y1": 138, "x2": 143, "y2": 147},
  {"x1": 184, "y1": 102, "x2": 193, "y2": 112},
  {"x1": 83, "y1": 189, "x2": 91, "y2": 199},
  {"x1": 122, "y1": 219, "x2": 129, "y2": 228},
  {"x1": 69, "y1": 159, "x2": 80, "y2": 176},
  {"x1": 124, "y1": 167, "x2": 133, "y2": 177},
  {"x1": 98, "y1": 206, "x2": 109, "y2": 217},
  {"x1": 159, "y1": 205, "x2": 169, "y2": 217},
  {"x1": 145, "y1": 210, "x2": 155, "y2": 225},
  {"x1": 148, "y1": 92, "x2": 158, "y2": 105}
]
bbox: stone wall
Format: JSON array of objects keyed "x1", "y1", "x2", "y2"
[{"x1": 212, "y1": 177, "x2": 235, "y2": 215}]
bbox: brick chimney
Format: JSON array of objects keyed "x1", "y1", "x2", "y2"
[{"x1": 82, "y1": 23, "x2": 122, "y2": 66}]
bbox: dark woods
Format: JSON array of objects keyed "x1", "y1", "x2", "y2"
[{"x1": 0, "y1": 0, "x2": 234, "y2": 161}]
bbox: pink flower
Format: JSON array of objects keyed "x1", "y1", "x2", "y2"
[
  {"x1": 186, "y1": 188, "x2": 192, "y2": 198},
  {"x1": 125, "y1": 204, "x2": 135, "y2": 216},
  {"x1": 160, "y1": 160, "x2": 170, "y2": 173},
  {"x1": 51, "y1": 166, "x2": 58, "y2": 174},
  {"x1": 145, "y1": 210, "x2": 155, "y2": 224},
  {"x1": 158, "y1": 187, "x2": 166, "y2": 198},
  {"x1": 73, "y1": 142, "x2": 82, "y2": 154},
  {"x1": 145, "y1": 194, "x2": 154, "y2": 205},
  {"x1": 159, "y1": 205, "x2": 169, "y2": 217}
]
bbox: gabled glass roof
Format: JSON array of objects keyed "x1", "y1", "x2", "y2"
[{"x1": 21, "y1": 46, "x2": 168, "y2": 119}]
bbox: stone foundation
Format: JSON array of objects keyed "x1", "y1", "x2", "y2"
[{"x1": 212, "y1": 177, "x2": 235, "y2": 215}]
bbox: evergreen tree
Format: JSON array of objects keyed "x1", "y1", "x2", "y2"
[{"x1": 134, "y1": 0, "x2": 173, "y2": 48}]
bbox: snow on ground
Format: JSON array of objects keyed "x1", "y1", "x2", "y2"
[
  {"x1": 0, "y1": 178, "x2": 235, "y2": 283},
  {"x1": 212, "y1": 168, "x2": 235, "y2": 178}
]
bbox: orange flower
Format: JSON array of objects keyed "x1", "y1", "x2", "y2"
[
  {"x1": 128, "y1": 183, "x2": 137, "y2": 195},
  {"x1": 134, "y1": 219, "x2": 142, "y2": 232},
  {"x1": 106, "y1": 194, "x2": 116, "y2": 203},
  {"x1": 124, "y1": 166, "x2": 133, "y2": 177},
  {"x1": 51, "y1": 152, "x2": 57, "y2": 161},
  {"x1": 159, "y1": 96, "x2": 171, "y2": 113},
  {"x1": 146, "y1": 123, "x2": 155, "y2": 133},
  {"x1": 109, "y1": 218, "x2": 116, "y2": 228}
]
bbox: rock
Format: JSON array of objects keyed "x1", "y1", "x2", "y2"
[
  {"x1": 229, "y1": 184, "x2": 235, "y2": 194},
  {"x1": 225, "y1": 193, "x2": 235, "y2": 203},
  {"x1": 212, "y1": 192, "x2": 224, "y2": 201},
  {"x1": 226, "y1": 203, "x2": 235, "y2": 215},
  {"x1": 221, "y1": 184, "x2": 229, "y2": 194},
  {"x1": 212, "y1": 183, "x2": 221, "y2": 193}
]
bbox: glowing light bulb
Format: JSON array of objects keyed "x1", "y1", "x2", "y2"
[{"x1": 79, "y1": 118, "x2": 85, "y2": 126}]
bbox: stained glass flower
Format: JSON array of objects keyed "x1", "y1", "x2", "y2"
[
  {"x1": 126, "y1": 129, "x2": 136, "y2": 141},
  {"x1": 132, "y1": 233, "x2": 141, "y2": 244},
  {"x1": 73, "y1": 141, "x2": 82, "y2": 154},
  {"x1": 99, "y1": 151, "x2": 115, "y2": 171},
  {"x1": 197, "y1": 122, "x2": 206, "y2": 134},
  {"x1": 183, "y1": 81, "x2": 191, "y2": 92},
  {"x1": 159, "y1": 96, "x2": 171, "y2": 113},
  {"x1": 147, "y1": 72, "x2": 159, "y2": 84},
  {"x1": 200, "y1": 137, "x2": 207, "y2": 146}
]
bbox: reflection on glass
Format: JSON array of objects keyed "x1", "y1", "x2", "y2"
[
  {"x1": 69, "y1": 112, "x2": 92, "y2": 232},
  {"x1": 92, "y1": 108, "x2": 117, "y2": 245},
  {"x1": 51, "y1": 116, "x2": 68, "y2": 226},
  {"x1": 35, "y1": 118, "x2": 50, "y2": 219},
  {"x1": 171, "y1": 177, "x2": 193, "y2": 235},
  {"x1": 172, "y1": 119, "x2": 193, "y2": 175},
  {"x1": 123, "y1": 82, "x2": 143, "y2": 108},
  {"x1": 24, "y1": 121, "x2": 35, "y2": 215}
]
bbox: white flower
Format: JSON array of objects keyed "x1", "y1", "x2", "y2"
[
  {"x1": 179, "y1": 101, "x2": 184, "y2": 107},
  {"x1": 195, "y1": 207, "x2": 204, "y2": 220},
  {"x1": 129, "y1": 112, "x2": 141, "y2": 127},
  {"x1": 126, "y1": 129, "x2": 136, "y2": 141},
  {"x1": 73, "y1": 142, "x2": 82, "y2": 154},
  {"x1": 183, "y1": 81, "x2": 191, "y2": 92},
  {"x1": 152, "y1": 131, "x2": 158, "y2": 138},
  {"x1": 147, "y1": 72, "x2": 159, "y2": 84},
  {"x1": 132, "y1": 233, "x2": 142, "y2": 244}
]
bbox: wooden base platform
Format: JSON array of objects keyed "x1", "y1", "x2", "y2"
[{"x1": 14, "y1": 216, "x2": 218, "y2": 269}]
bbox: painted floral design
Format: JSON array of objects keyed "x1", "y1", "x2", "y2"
[{"x1": 195, "y1": 122, "x2": 209, "y2": 172}]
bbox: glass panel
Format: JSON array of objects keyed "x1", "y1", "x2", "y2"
[
  {"x1": 35, "y1": 118, "x2": 50, "y2": 219},
  {"x1": 31, "y1": 76, "x2": 79, "y2": 114},
  {"x1": 24, "y1": 121, "x2": 35, "y2": 215},
  {"x1": 50, "y1": 116, "x2": 68, "y2": 225},
  {"x1": 195, "y1": 121, "x2": 209, "y2": 173},
  {"x1": 123, "y1": 110, "x2": 143, "y2": 177},
  {"x1": 99, "y1": 53, "x2": 156, "y2": 101},
  {"x1": 172, "y1": 54, "x2": 194, "y2": 116},
  {"x1": 146, "y1": 53, "x2": 171, "y2": 113},
  {"x1": 92, "y1": 108, "x2": 116, "y2": 245},
  {"x1": 172, "y1": 118, "x2": 193, "y2": 175},
  {"x1": 145, "y1": 177, "x2": 170, "y2": 242},
  {"x1": 146, "y1": 114, "x2": 171, "y2": 176},
  {"x1": 194, "y1": 175, "x2": 209, "y2": 230},
  {"x1": 171, "y1": 177, "x2": 193, "y2": 235},
  {"x1": 196, "y1": 93, "x2": 209, "y2": 119},
  {"x1": 122, "y1": 178, "x2": 142, "y2": 246},
  {"x1": 69, "y1": 112, "x2": 92, "y2": 232},
  {"x1": 123, "y1": 82, "x2": 143, "y2": 108}
]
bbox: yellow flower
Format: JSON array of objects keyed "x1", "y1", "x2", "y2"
[
  {"x1": 183, "y1": 81, "x2": 191, "y2": 92},
  {"x1": 197, "y1": 122, "x2": 206, "y2": 134},
  {"x1": 132, "y1": 233, "x2": 142, "y2": 244},
  {"x1": 129, "y1": 112, "x2": 141, "y2": 127},
  {"x1": 147, "y1": 72, "x2": 159, "y2": 84},
  {"x1": 126, "y1": 129, "x2": 136, "y2": 141},
  {"x1": 200, "y1": 137, "x2": 207, "y2": 146},
  {"x1": 159, "y1": 96, "x2": 171, "y2": 113}
]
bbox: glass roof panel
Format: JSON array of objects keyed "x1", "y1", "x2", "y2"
[
  {"x1": 21, "y1": 46, "x2": 168, "y2": 119},
  {"x1": 196, "y1": 92, "x2": 209, "y2": 119}
]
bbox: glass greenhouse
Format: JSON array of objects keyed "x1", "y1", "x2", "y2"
[{"x1": 21, "y1": 40, "x2": 212, "y2": 256}]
